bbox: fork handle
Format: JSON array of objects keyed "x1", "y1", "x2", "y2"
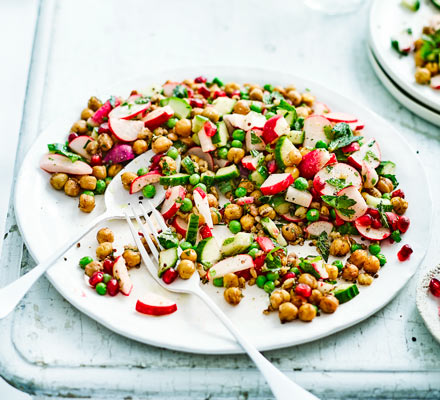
[
  {"x1": 0, "y1": 212, "x2": 110, "y2": 319},
  {"x1": 194, "y1": 290, "x2": 319, "y2": 400}
]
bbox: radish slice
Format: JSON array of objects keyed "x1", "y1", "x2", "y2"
[
  {"x1": 236, "y1": 196, "x2": 254, "y2": 205},
  {"x1": 207, "y1": 254, "x2": 254, "y2": 280},
  {"x1": 348, "y1": 121, "x2": 365, "y2": 131},
  {"x1": 262, "y1": 115, "x2": 290, "y2": 144},
  {"x1": 162, "y1": 81, "x2": 179, "y2": 97},
  {"x1": 255, "y1": 236, "x2": 275, "y2": 252},
  {"x1": 303, "y1": 115, "x2": 331, "y2": 148},
  {"x1": 171, "y1": 216, "x2": 188, "y2": 237},
  {"x1": 299, "y1": 148, "x2": 332, "y2": 179},
  {"x1": 213, "y1": 157, "x2": 229, "y2": 168},
  {"x1": 199, "y1": 224, "x2": 213, "y2": 239},
  {"x1": 193, "y1": 187, "x2": 213, "y2": 228},
  {"x1": 113, "y1": 256, "x2": 133, "y2": 296},
  {"x1": 281, "y1": 213, "x2": 304, "y2": 223},
  {"x1": 361, "y1": 162, "x2": 379, "y2": 189},
  {"x1": 347, "y1": 138, "x2": 381, "y2": 169},
  {"x1": 243, "y1": 111, "x2": 266, "y2": 131},
  {"x1": 187, "y1": 147, "x2": 214, "y2": 170},
  {"x1": 129, "y1": 171, "x2": 162, "y2": 194},
  {"x1": 245, "y1": 129, "x2": 265, "y2": 152},
  {"x1": 285, "y1": 187, "x2": 313, "y2": 208},
  {"x1": 305, "y1": 221, "x2": 333, "y2": 237},
  {"x1": 354, "y1": 220, "x2": 391, "y2": 241},
  {"x1": 198, "y1": 123, "x2": 216, "y2": 152},
  {"x1": 335, "y1": 185, "x2": 368, "y2": 222},
  {"x1": 68, "y1": 136, "x2": 94, "y2": 160},
  {"x1": 260, "y1": 173, "x2": 294, "y2": 195},
  {"x1": 313, "y1": 162, "x2": 362, "y2": 196},
  {"x1": 109, "y1": 117, "x2": 144, "y2": 142},
  {"x1": 241, "y1": 153, "x2": 263, "y2": 171},
  {"x1": 109, "y1": 102, "x2": 150, "y2": 120},
  {"x1": 40, "y1": 153, "x2": 92, "y2": 175},
  {"x1": 91, "y1": 98, "x2": 121, "y2": 125},
  {"x1": 102, "y1": 143, "x2": 135, "y2": 164},
  {"x1": 135, "y1": 293, "x2": 177, "y2": 316},
  {"x1": 325, "y1": 112, "x2": 357, "y2": 123},
  {"x1": 312, "y1": 101, "x2": 331, "y2": 115},
  {"x1": 143, "y1": 106, "x2": 174, "y2": 130},
  {"x1": 311, "y1": 259, "x2": 329, "y2": 280},
  {"x1": 430, "y1": 75, "x2": 440, "y2": 90},
  {"x1": 161, "y1": 186, "x2": 186, "y2": 220}
]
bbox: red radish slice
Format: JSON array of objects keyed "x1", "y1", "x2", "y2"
[
  {"x1": 40, "y1": 153, "x2": 92, "y2": 175},
  {"x1": 325, "y1": 153, "x2": 337, "y2": 166},
  {"x1": 325, "y1": 112, "x2": 357, "y2": 123},
  {"x1": 171, "y1": 216, "x2": 188, "y2": 237},
  {"x1": 348, "y1": 121, "x2": 365, "y2": 131},
  {"x1": 187, "y1": 147, "x2": 214, "y2": 170},
  {"x1": 102, "y1": 143, "x2": 135, "y2": 164},
  {"x1": 347, "y1": 138, "x2": 381, "y2": 169},
  {"x1": 305, "y1": 221, "x2": 333, "y2": 237},
  {"x1": 109, "y1": 102, "x2": 150, "y2": 120},
  {"x1": 245, "y1": 129, "x2": 265, "y2": 152},
  {"x1": 335, "y1": 185, "x2": 368, "y2": 222},
  {"x1": 241, "y1": 154, "x2": 263, "y2": 171},
  {"x1": 129, "y1": 171, "x2": 162, "y2": 194},
  {"x1": 430, "y1": 75, "x2": 440, "y2": 90},
  {"x1": 285, "y1": 186, "x2": 313, "y2": 207},
  {"x1": 193, "y1": 187, "x2": 213, "y2": 228},
  {"x1": 161, "y1": 185, "x2": 186, "y2": 220},
  {"x1": 199, "y1": 224, "x2": 213, "y2": 239},
  {"x1": 299, "y1": 148, "x2": 332, "y2": 179},
  {"x1": 354, "y1": 220, "x2": 391, "y2": 241},
  {"x1": 281, "y1": 213, "x2": 304, "y2": 223},
  {"x1": 255, "y1": 236, "x2": 275, "y2": 252},
  {"x1": 198, "y1": 123, "x2": 216, "y2": 152},
  {"x1": 68, "y1": 136, "x2": 95, "y2": 160},
  {"x1": 260, "y1": 173, "x2": 294, "y2": 195},
  {"x1": 143, "y1": 106, "x2": 174, "y2": 130},
  {"x1": 311, "y1": 259, "x2": 329, "y2": 280},
  {"x1": 135, "y1": 294, "x2": 177, "y2": 316},
  {"x1": 262, "y1": 115, "x2": 290, "y2": 144},
  {"x1": 223, "y1": 113, "x2": 246, "y2": 132},
  {"x1": 361, "y1": 162, "x2": 378, "y2": 189},
  {"x1": 303, "y1": 115, "x2": 332, "y2": 148},
  {"x1": 91, "y1": 98, "x2": 121, "y2": 125},
  {"x1": 243, "y1": 111, "x2": 266, "y2": 131},
  {"x1": 313, "y1": 162, "x2": 362, "y2": 196},
  {"x1": 236, "y1": 196, "x2": 254, "y2": 205},
  {"x1": 162, "y1": 82, "x2": 179, "y2": 97},
  {"x1": 312, "y1": 101, "x2": 331, "y2": 115},
  {"x1": 109, "y1": 117, "x2": 144, "y2": 142},
  {"x1": 207, "y1": 254, "x2": 254, "y2": 280},
  {"x1": 113, "y1": 256, "x2": 133, "y2": 296}
]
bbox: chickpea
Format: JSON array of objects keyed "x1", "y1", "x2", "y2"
[
  {"x1": 207, "y1": 194, "x2": 218, "y2": 208},
  {"x1": 291, "y1": 294, "x2": 307, "y2": 308},
  {"x1": 85, "y1": 140, "x2": 98, "y2": 155},
  {"x1": 233, "y1": 100, "x2": 250, "y2": 115},
  {"x1": 224, "y1": 204, "x2": 243, "y2": 220},
  {"x1": 415, "y1": 67, "x2": 431, "y2": 84},
  {"x1": 342, "y1": 263, "x2": 359, "y2": 282},
  {"x1": 270, "y1": 289, "x2": 290, "y2": 310},
  {"x1": 329, "y1": 238, "x2": 350, "y2": 257},
  {"x1": 108, "y1": 164, "x2": 123, "y2": 177},
  {"x1": 191, "y1": 107, "x2": 204, "y2": 117},
  {"x1": 225, "y1": 82, "x2": 240, "y2": 95},
  {"x1": 92, "y1": 166, "x2": 107, "y2": 180},
  {"x1": 152, "y1": 136, "x2": 173, "y2": 154},
  {"x1": 363, "y1": 255, "x2": 380, "y2": 274},
  {"x1": 96, "y1": 242, "x2": 113, "y2": 260},
  {"x1": 425, "y1": 62, "x2": 439, "y2": 75},
  {"x1": 285, "y1": 166, "x2": 300, "y2": 180},
  {"x1": 286, "y1": 90, "x2": 302, "y2": 106},
  {"x1": 309, "y1": 289, "x2": 323, "y2": 305},
  {"x1": 138, "y1": 127, "x2": 153, "y2": 141},
  {"x1": 298, "y1": 303, "x2": 317, "y2": 322},
  {"x1": 130, "y1": 139, "x2": 147, "y2": 155},
  {"x1": 348, "y1": 249, "x2": 368, "y2": 268},
  {"x1": 249, "y1": 87, "x2": 263, "y2": 101},
  {"x1": 64, "y1": 179, "x2": 80, "y2": 197},
  {"x1": 97, "y1": 227, "x2": 114, "y2": 243},
  {"x1": 201, "y1": 107, "x2": 220, "y2": 123},
  {"x1": 319, "y1": 295, "x2": 339, "y2": 314},
  {"x1": 298, "y1": 273, "x2": 317, "y2": 289},
  {"x1": 320, "y1": 205, "x2": 330, "y2": 217},
  {"x1": 391, "y1": 196, "x2": 408, "y2": 215},
  {"x1": 227, "y1": 148, "x2": 245, "y2": 164},
  {"x1": 84, "y1": 260, "x2": 103, "y2": 277},
  {"x1": 288, "y1": 148, "x2": 302, "y2": 166},
  {"x1": 358, "y1": 273, "x2": 374, "y2": 286},
  {"x1": 376, "y1": 177, "x2": 394, "y2": 193},
  {"x1": 123, "y1": 248, "x2": 141, "y2": 268},
  {"x1": 299, "y1": 147, "x2": 311, "y2": 157},
  {"x1": 414, "y1": 50, "x2": 424, "y2": 67},
  {"x1": 168, "y1": 133, "x2": 178, "y2": 141},
  {"x1": 278, "y1": 302, "x2": 298, "y2": 323},
  {"x1": 295, "y1": 206, "x2": 307, "y2": 219},
  {"x1": 301, "y1": 92, "x2": 315, "y2": 106},
  {"x1": 79, "y1": 175, "x2": 97, "y2": 191},
  {"x1": 240, "y1": 214, "x2": 255, "y2": 232},
  {"x1": 154, "y1": 127, "x2": 168, "y2": 137},
  {"x1": 258, "y1": 204, "x2": 276, "y2": 219},
  {"x1": 282, "y1": 223, "x2": 302, "y2": 242},
  {"x1": 296, "y1": 106, "x2": 309, "y2": 119},
  {"x1": 325, "y1": 264, "x2": 339, "y2": 280},
  {"x1": 50, "y1": 173, "x2": 68, "y2": 190},
  {"x1": 273, "y1": 86, "x2": 286, "y2": 96},
  {"x1": 71, "y1": 120, "x2": 88, "y2": 135},
  {"x1": 211, "y1": 209, "x2": 221, "y2": 225},
  {"x1": 79, "y1": 193, "x2": 95, "y2": 213},
  {"x1": 224, "y1": 287, "x2": 242, "y2": 305},
  {"x1": 159, "y1": 156, "x2": 177, "y2": 173},
  {"x1": 88, "y1": 96, "x2": 102, "y2": 111},
  {"x1": 177, "y1": 259, "x2": 196, "y2": 279},
  {"x1": 81, "y1": 108, "x2": 94, "y2": 120},
  {"x1": 175, "y1": 118, "x2": 192, "y2": 137},
  {"x1": 121, "y1": 172, "x2": 137, "y2": 190},
  {"x1": 223, "y1": 273, "x2": 239, "y2": 288}
]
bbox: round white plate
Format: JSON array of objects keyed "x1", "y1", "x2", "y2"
[
  {"x1": 369, "y1": 0, "x2": 440, "y2": 112},
  {"x1": 367, "y1": 45, "x2": 440, "y2": 127},
  {"x1": 416, "y1": 264, "x2": 440, "y2": 343},
  {"x1": 14, "y1": 66, "x2": 432, "y2": 354}
]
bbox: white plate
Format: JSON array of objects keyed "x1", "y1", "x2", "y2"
[
  {"x1": 369, "y1": 0, "x2": 440, "y2": 112},
  {"x1": 367, "y1": 45, "x2": 440, "y2": 127},
  {"x1": 416, "y1": 264, "x2": 440, "y2": 343},
  {"x1": 14, "y1": 66, "x2": 432, "y2": 354}
]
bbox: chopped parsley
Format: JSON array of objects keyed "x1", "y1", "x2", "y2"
[
  {"x1": 316, "y1": 231, "x2": 330, "y2": 262},
  {"x1": 47, "y1": 143, "x2": 84, "y2": 163},
  {"x1": 326, "y1": 178, "x2": 349, "y2": 191},
  {"x1": 250, "y1": 149, "x2": 260, "y2": 158},
  {"x1": 172, "y1": 85, "x2": 188, "y2": 98},
  {"x1": 250, "y1": 130, "x2": 263, "y2": 144},
  {"x1": 326, "y1": 123, "x2": 363, "y2": 152},
  {"x1": 364, "y1": 150, "x2": 379, "y2": 162},
  {"x1": 321, "y1": 194, "x2": 356, "y2": 218},
  {"x1": 134, "y1": 97, "x2": 150, "y2": 105},
  {"x1": 377, "y1": 203, "x2": 390, "y2": 229}
]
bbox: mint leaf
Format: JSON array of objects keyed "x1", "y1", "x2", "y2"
[
  {"x1": 377, "y1": 203, "x2": 390, "y2": 229},
  {"x1": 251, "y1": 130, "x2": 263, "y2": 144},
  {"x1": 250, "y1": 149, "x2": 260, "y2": 158},
  {"x1": 316, "y1": 231, "x2": 330, "y2": 262},
  {"x1": 321, "y1": 194, "x2": 356, "y2": 217},
  {"x1": 364, "y1": 150, "x2": 379, "y2": 162},
  {"x1": 327, "y1": 123, "x2": 363, "y2": 152},
  {"x1": 48, "y1": 143, "x2": 84, "y2": 163},
  {"x1": 172, "y1": 85, "x2": 188, "y2": 98},
  {"x1": 326, "y1": 178, "x2": 348, "y2": 191}
]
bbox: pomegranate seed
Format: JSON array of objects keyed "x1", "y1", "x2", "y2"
[
  {"x1": 357, "y1": 214, "x2": 373, "y2": 227},
  {"x1": 341, "y1": 142, "x2": 360, "y2": 153},
  {"x1": 282, "y1": 272, "x2": 296, "y2": 282},
  {"x1": 397, "y1": 215, "x2": 410, "y2": 233},
  {"x1": 371, "y1": 219, "x2": 382, "y2": 229},
  {"x1": 189, "y1": 98, "x2": 204, "y2": 108},
  {"x1": 103, "y1": 259, "x2": 114, "y2": 275},
  {"x1": 236, "y1": 268, "x2": 251, "y2": 281},
  {"x1": 254, "y1": 255, "x2": 266, "y2": 272},
  {"x1": 267, "y1": 160, "x2": 277, "y2": 174},
  {"x1": 397, "y1": 244, "x2": 413, "y2": 261},
  {"x1": 162, "y1": 268, "x2": 178, "y2": 284},
  {"x1": 150, "y1": 153, "x2": 164, "y2": 168},
  {"x1": 367, "y1": 208, "x2": 380, "y2": 219},
  {"x1": 107, "y1": 279, "x2": 119, "y2": 296},
  {"x1": 429, "y1": 278, "x2": 440, "y2": 297},
  {"x1": 186, "y1": 88, "x2": 194, "y2": 98},
  {"x1": 295, "y1": 283, "x2": 312, "y2": 298},
  {"x1": 89, "y1": 271, "x2": 104, "y2": 287},
  {"x1": 334, "y1": 214, "x2": 345, "y2": 226},
  {"x1": 385, "y1": 212, "x2": 399, "y2": 231},
  {"x1": 392, "y1": 189, "x2": 405, "y2": 199},
  {"x1": 68, "y1": 132, "x2": 78, "y2": 142},
  {"x1": 194, "y1": 76, "x2": 207, "y2": 83},
  {"x1": 198, "y1": 85, "x2": 211, "y2": 98},
  {"x1": 229, "y1": 90, "x2": 241, "y2": 97},
  {"x1": 212, "y1": 90, "x2": 226, "y2": 99},
  {"x1": 98, "y1": 122, "x2": 111, "y2": 134},
  {"x1": 90, "y1": 154, "x2": 102, "y2": 166}
]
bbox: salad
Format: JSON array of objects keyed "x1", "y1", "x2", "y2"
[{"x1": 40, "y1": 76, "x2": 412, "y2": 323}]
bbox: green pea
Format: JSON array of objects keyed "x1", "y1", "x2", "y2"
[
  {"x1": 290, "y1": 267, "x2": 301, "y2": 275},
  {"x1": 102, "y1": 273, "x2": 112, "y2": 284},
  {"x1": 329, "y1": 208, "x2": 336, "y2": 220},
  {"x1": 194, "y1": 183, "x2": 207, "y2": 192},
  {"x1": 231, "y1": 140, "x2": 243, "y2": 148},
  {"x1": 382, "y1": 193, "x2": 391, "y2": 200},
  {"x1": 232, "y1": 129, "x2": 245, "y2": 142},
  {"x1": 306, "y1": 209, "x2": 320, "y2": 222},
  {"x1": 315, "y1": 140, "x2": 328, "y2": 149},
  {"x1": 250, "y1": 104, "x2": 262, "y2": 113},
  {"x1": 137, "y1": 167, "x2": 149, "y2": 176},
  {"x1": 142, "y1": 184, "x2": 156, "y2": 198},
  {"x1": 263, "y1": 281, "x2": 275, "y2": 293},
  {"x1": 377, "y1": 253, "x2": 387, "y2": 266},
  {"x1": 166, "y1": 117, "x2": 178, "y2": 129},
  {"x1": 213, "y1": 277, "x2": 224, "y2": 287},
  {"x1": 294, "y1": 177, "x2": 308, "y2": 191},
  {"x1": 391, "y1": 230, "x2": 402, "y2": 242},
  {"x1": 248, "y1": 248, "x2": 259, "y2": 259},
  {"x1": 218, "y1": 147, "x2": 229, "y2": 159},
  {"x1": 79, "y1": 256, "x2": 93, "y2": 269},
  {"x1": 256, "y1": 275, "x2": 267, "y2": 289},
  {"x1": 369, "y1": 243, "x2": 381, "y2": 256},
  {"x1": 180, "y1": 198, "x2": 193, "y2": 212},
  {"x1": 266, "y1": 271, "x2": 279, "y2": 281},
  {"x1": 189, "y1": 174, "x2": 201, "y2": 186},
  {"x1": 263, "y1": 84, "x2": 274, "y2": 92},
  {"x1": 332, "y1": 260, "x2": 344, "y2": 271},
  {"x1": 241, "y1": 92, "x2": 250, "y2": 100},
  {"x1": 83, "y1": 190, "x2": 94, "y2": 196},
  {"x1": 95, "y1": 179, "x2": 106, "y2": 194},
  {"x1": 229, "y1": 220, "x2": 242, "y2": 234},
  {"x1": 351, "y1": 243, "x2": 363, "y2": 252},
  {"x1": 167, "y1": 147, "x2": 179, "y2": 160},
  {"x1": 96, "y1": 282, "x2": 107, "y2": 295},
  {"x1": 265, "y1": 111, "x2": 276, "y2": 120},
  {"x1": 235, "y1": 187, "x2": 247, "y2": 198},
  {"x1": 212, "y1": 77, "x2": 224, "y2": 87},
  {"x1": 180, "y1": 241, "x2": 192, "y2": 251},
  {"x1": 249, "y1": 242, "x2": 260, "y2": 250}
]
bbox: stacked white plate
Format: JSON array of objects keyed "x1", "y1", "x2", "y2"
[{"x1": 369, "y1": 0, "x2": 440, "y2": 126}]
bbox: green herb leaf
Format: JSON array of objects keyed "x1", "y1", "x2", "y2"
[
  {"x1": 363, "y1": 150, "x2": 380, "y2": 162},
  {"x1": 377, "y1": 203, "x2": 390, "y2": 229},
  {"x1": 316, "y1": 231, "x2": 330, "y2": 262},
  {"x1": 250, "y1": 130, "x2": 263, "y2": 144},
  {"x1": 263, "y1": 90, "x2": 284, "y2": 104},
  {"x1": 109, "y1": 95, "x2": 116, "y2": 107},
  {"x1": 250, "y1": 149, "x2": 260, "y2": 158},
  {"x1": 172, "y1": 85, "x2": 188, "y2": 98},
  {"x1": 293, "y1": 117, "x2": 304, "y2": 131},
  {"x1": 326, "y1": 178, "x2": 348, "y2": 191},
  {"x1": 391, "y1": 40, "x2": 409, "y2": 56},
  {"x1": 383, "y1": 174, "x2": 399, "y2": 188},
  {"x1": 327, "y1": 123, "x2": 363, "y2": 152},
  {"x1": 135, "y1": 97, "x2": 150, "y2": 105},
  {"x1": 48, "y1": 143, "x2": 84, "y2": 163},
  {"x1": 321, "y1": 194, "x2": 356, "y2": 217}
]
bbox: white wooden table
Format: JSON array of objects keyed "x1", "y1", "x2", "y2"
[{"x1": 1, "y1": 0, "x2": 439, "y2": 398}]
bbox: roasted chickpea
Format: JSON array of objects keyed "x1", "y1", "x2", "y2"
[
  {"x1": 207, "y1": 193, "x2": 218, "y2": 208},
  {"x1": 298, "y1": 303, "x2": 317, "y2": 322},
  {"x1": 225, "y1": 82, "x2": 240, "y2": 95},
  {"x1": 84, "y1": 260, "x2": 103, "y2": 277},
  {"x1": 278, "y1": 302, "x2": 298, "y2": 323},
  {"x1": 325, "y1": 264, "x2": 339, "y2": 280},
  {"x1": 50, "y1": 173, "x2": 68, "y2": 190},
  {"x1": 211, "y1": 209, "x2": 221, "y2": 225},
  {"x1": 159, "y1": 156, "x2": 177, "y2": 173},
  {"x1": 376, "y1": 177, "x2": 394, "y2": 193},
  {"x1": 309, "y1": 289, "x2": 323, "y2": 305},
  {"x1": 223, "y1": 273, "x2": 239, "y2": 288},
  {"x1": 233, "y1": 100, "x2": 250, "y2": 115},
  {"x1": 301, "y1": 92, "x2": 315, "y2": 106},
  {"x1": 249, "y1": 87, "x2": 263, "y2": 101},
  {"x1": 224, "y1": 204, "x2": 243, "y2": 220},
  {"x1": 88, "y1": 96, "x2": 102, "y2": 111},
  {"x1": 363, "y1": 255, "x2": 380, "y2": 274},
  {"x1": 79, "y1": 175, "x2": 97, "y2": 190},
  {"x1": 138, "y1": 127, "x2": 153, "y2": 141},
  {"x1": 296, "y1": 106, "x2": 309, "y2": 119},
  {"x1": 96, "y1": 242, "x2": 113, "y2": 260},
  {"x1": 175, "y1": 118, "x2": 192, "y2": 137},
  {"x1": 201, "y1": 107, "x2": 220, "y2": 123},
  {"x1": 108, "y1": 164, "x2": 123, "y2": 177},
  {"x1": 227, "y1": 148, "x2": 245, "y2": 163},
  {"x1": 92, "y1": 166, "x2": 107, "y2": 180},
  {"x1": 342, "y1": 263, "x2": 359, "y2": 282},
  {"x1": 240, "y1": 214, "x2": 255, "y2": 232},
  {"x1": 282, "y1": 223, "x2": 302, "y2": 242},
  {"x1": 97, "y1": 227, "x2": 114, "y2": 243},
  {"x1": 123, "y1": 248, "x2": 141, "y2": 268},
  {"x1": 288, "y1": 147, "x2": 302, "y2": 166},
  {"x1": 85, "y1": 140, "x2": 99, "y2": 155},
  {"x1": 81, "y1": 108, "x2": 94, "y2": 120},
  {"x1": 285, "y1": 166, "x2": 300, "y2": 180},
  {"x1": 79, "y1": 193, "x2": 95, "y2": 213},
  {"x1": 348, "y1": 249, "x2": 368, "y2": 268},
  {"x1": 224, "y1": 287, "x2": 242, "y2": 305},
  {"x1": 71, "y1": 120, "x2": 88, "y2": 135},
  {"x1": 270, "y1": 289, "x2": 290, "y2": 310},
  {"x1": 152, "y1": 136, "x2": 173, "y2": 154},
  {"x1": 415, "y1": 67, "x2": 431, "y2": 84},
  {"x1": 121, "y1": 172, "x2": 137, "y2": 190},
  {"x1": 181, "y1": 248, "x2": 197, "y2": 262},
  {"x1": 64, "y1": 179, "x2": 80, "y2": 197},
  {"x1": 177, "y1": 259, "x2": 196, "y2": 279},
  {"x1": 329, "y1": 238, "x2": 350, "y2": 257},
  {"x1": 319, "y1": 295, "x2": 339, "y2": 314},
  {"x1": 298, "y1": 273, "x2": 317, "y2": 289},
  {"x1": 291, "y1": 294, "x2": 307, "y2": 308},
  {"x1": 238, "y1": 180, "x2": 255, "y2": 194},
  {"x1": 131, "y1": 139, "x2": 147, "y2": 155},
  {"x1": 391, "y1": 196, "x2": 408, "y2": 215},
  {"x1": 358, "y1": 273, "x2": 374, "y2": 286},
  {"x1": 258, "y1": 204, "x2": 276, "y2": 219},
  {"x1": 286, "y1": 90, "x2": 302, "y2": 106},
  {"x1": 425, "y1": 62, "x2": 439, "y2": 75}
]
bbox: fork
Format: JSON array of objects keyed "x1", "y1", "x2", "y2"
[{"x1": 125, "y1": 201, "x2": 319, "y2": 400}]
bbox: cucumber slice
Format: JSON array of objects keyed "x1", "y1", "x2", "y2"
[
  {"x1": 186, "y1": 214, "x2": 200, "y2": 245},
  {"x1": 157, "y1": 230, "x2": 179, "y2": 249},
  {"x1": 192, "y1": 115, "x2": 209, "y2": 133},
  {"x1": 221, "y1": 232, "x2": 253, "y2": 256},
  {"x1": 158, "y1": 247, "x2": 178, "y2": 277},
  {"x1": 196, "y1": 236, "x2": 221, "y2": 267},
  {"x1": 217, "y1": 180, "x2": 234, "y2": 195},
  {"x1": 181, "y1": 156, "x2": 197, "y2": 175},
  {"x1": 215, "y1": 164, "x2": 240, "y2": 182},
  {"x1": 160, "y1": 97, "x2": 191, "y2": 119},
  {"x1": 277, "y1": 109, "x2": 296, "y2": 127},
  {"x1": 271, "y1": 195, "x2": 291, "y2": 215},
  {"x1": 376, "y1": 161, "x2": 396, "y2": 176},
  {"x1": 249, "y1": 165, "x2": 269, "y2": 187},
  {"x1": 401, "y1": 0, "x2": 420, "y2": 11},
  {"x1": 333, "y1": 283, "x2": 359, "y2": 304},
  {"x1": 212, "y1": 121, "x2": 229, "y2": 147},
  {"x1": 275, "y1": 135, "x2": 295, "y2": 170},
  {"x1": 364, "y1": 194, "x2": 391, "y2": 208},
  {"x1": 261, "y1": 217, "x2": 287, "y2": 246},
  {"x1": 160, "y1": 173, "x2": 190, "y2": 186},
  {"x1": 287, "y1": 130, "x2": 305, "y2": 145},
  {"x1": 432, "y1": 0, "x2": 440, "y2": 9},
  {"x1": 212, "y1": 97, "x2": 236, "y2": 116},
  {"x1": 201, "y1": 171, "x2": 215, "y2": 187}
]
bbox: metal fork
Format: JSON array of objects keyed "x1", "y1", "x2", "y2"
[{"x1": 124, "y1": 201, "x2": 319, "y2": 400}]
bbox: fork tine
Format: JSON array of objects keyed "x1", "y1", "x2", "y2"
[
  {"x1": 141, "y1": 201, "x2": 168, "y2": 233},
  {"x1": 130, "y1": 204, "x2": 160, "y2": 262},
  {"x1": 138, "y1": 202, "x2": 163, "y2": 242}
]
